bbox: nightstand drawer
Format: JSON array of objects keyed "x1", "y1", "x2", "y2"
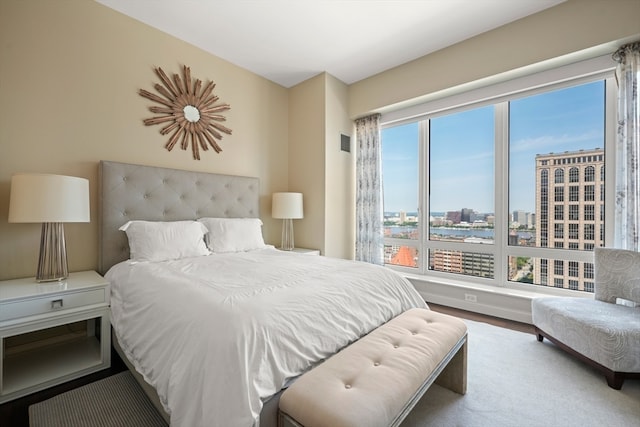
[{"x1": 0, "y1": 289, "x2": 106, "y2": 322}]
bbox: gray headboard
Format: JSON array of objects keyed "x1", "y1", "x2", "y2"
[{"x1": 98, "y1": 160, "x2": 260, "y2": 275}]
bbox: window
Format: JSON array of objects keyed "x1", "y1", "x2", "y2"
[
  {"x1": 382, "y1": 68, "x2": 611, "y2": 295},
  {"x1": 554, "y1": 223, "x2": 564, "y2": 239},
  {"x1": 584, "y1": 205, "x2": 595, "y2": 221},
  {"x1": 569, "y1": 223, "x2": 579, "y2": 240},
  {"x1": 554, "y1": 205, "x2": 564, "y2": 220},
  {"x1": 569, "y1": 167, "x2": 579, "y2": 183},
  {"x1": 569, "y1": 261, "x2": 579, "y2": 277},
  {"x1": 427, "y1": 105, "x2": 495, "y2": 277},
  {"x1": 585, "y1": 166, "x2": 595, "y2": 182},
  {"x1": 569, "y1": 205, "x2": 579, "y2": 220},
  {"x1": 382, "y1": 123, "x2": 419, "y2": 268},
  {"x1": 584, "y1": 224, "x2": 595, "y2": 240},
  {"x1": 540, "y1": 259, "x2": 548, "y2": 285},
  {"x1": 584, "y1": 263, "x2": 594, "y2": 279},
  {"x1": 585, "y1": 185, "x2": 595, "y2": 201},
  {"x1": 569, "y1": 185, "x2": 579, "y2": 202},
  {"x1": 554, "y1": 260, "x2": 564, "y2": 275}
]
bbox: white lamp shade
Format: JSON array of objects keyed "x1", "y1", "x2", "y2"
[
  {"x1": 9, "y1": 173, "x2": 90, "y2": 223},
  {"x1": 272, "y1": 192, "x2": 303, "y2": 219}
]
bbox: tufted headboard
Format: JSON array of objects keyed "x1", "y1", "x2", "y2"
[{"x1": 98, "y1": 160, "x2": 260, "y2": 275}]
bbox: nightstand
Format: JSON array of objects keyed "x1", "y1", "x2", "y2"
[{"x1": 0, "y1": 270, "x2": 111, "y2": 403}]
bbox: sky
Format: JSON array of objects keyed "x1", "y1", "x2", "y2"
[{"x1": 381, "y1": 80, "x2": 605, "y2": 214}]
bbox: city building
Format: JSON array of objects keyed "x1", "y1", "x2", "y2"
[
  {"x1": 534, "y1": 148, "x2": 604, "y2": 291},
  {"x1": 512, "y1": 210, "x2": 527, "y2": 227},
  {"x1": 461, "y1": 208, "x2": 474, "y2": 223},
  {"x1": 446, "y1": 211, "x2": 462, "y2": 224}
]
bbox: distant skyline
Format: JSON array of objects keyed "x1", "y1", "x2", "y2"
[{"x1": 381, "y1": 80, "x2": 605, "y2": 214}]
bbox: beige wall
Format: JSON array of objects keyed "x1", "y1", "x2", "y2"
[
  {"x1": 323, "y1": 75, "x2": 355, "y2": 259},
  {"x1": 0, "y1": 0, "x2": 289, "y2": 280},
  {"x1": 349, "y1": 0, "x2": 640, "y2": 118},
  {"x1": 288, "y1": 74, "x2": 326, "y2": 253},
  {"x1": 288, "y1": 73, "x2": 354, "y2": 259},
  {"x1": 1, "y1": 0, "x2": 639, "y2": 280}
]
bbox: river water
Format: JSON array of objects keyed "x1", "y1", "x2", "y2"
[{"x1": 387, "y1": 226, "x2": 534, "y2": 240}]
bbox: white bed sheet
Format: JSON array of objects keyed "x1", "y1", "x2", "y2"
[{"x1": 106, "y1": 248, "x2": 427, "y2": 426}]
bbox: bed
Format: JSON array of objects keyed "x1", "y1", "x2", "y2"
[{"x1": 98, "y1": 160, "x2": 428, "y2": 427}]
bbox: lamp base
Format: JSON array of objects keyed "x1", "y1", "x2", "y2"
[
  {"x1": 280, "y1": 218, "x2": 295, "y2": 251},
  {"x1": 36, "y1": 222, "x2": 69, "y2": 282}
]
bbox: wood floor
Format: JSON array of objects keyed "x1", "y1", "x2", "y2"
[
  {"x1": 0, "y1": 305, "x2": 532, "y2": 427},
  {"x1": 429, "y1": 303, "x2": 536, "y2": 335}
]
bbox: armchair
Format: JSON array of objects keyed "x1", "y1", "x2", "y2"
[{"x1": 531, "y1": 247, "x2": 640, "y2": 389}]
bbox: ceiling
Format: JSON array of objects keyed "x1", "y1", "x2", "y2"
[{"x1": 96, "y1": 0, "x2": 566, "y2": 88}]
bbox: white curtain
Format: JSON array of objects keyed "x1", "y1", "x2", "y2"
[
  {"x1": 355, "y1": 114, "x2": 384, "y2": 264},
  {"x1": 613, "y1": 42, "x2": 640, "y2": 251}
]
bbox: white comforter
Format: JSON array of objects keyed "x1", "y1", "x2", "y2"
[{"x1": 106, "y1": 248, "x2": 427, "y2": 426}]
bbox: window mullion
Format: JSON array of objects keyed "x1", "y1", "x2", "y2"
[
  {"x1": 419, "y1": 120, "x2": 429, "y2": 274},
  {"x1": 604, "y1": 76, "x2": 616, "y2": 246},
  {"x1": 494, "y1": 102, "x2": 509, "y2": 287}
]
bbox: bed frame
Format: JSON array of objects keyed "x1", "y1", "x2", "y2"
[{"x1": 98, "y1": 160, "x2": 283, "y2": 426}]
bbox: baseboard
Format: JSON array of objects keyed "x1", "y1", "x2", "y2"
[{"x1": 408, "y1": 278, "x2": 534, "y2": 324}]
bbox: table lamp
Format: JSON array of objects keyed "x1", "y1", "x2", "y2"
[
  {"x1": 9, "y1": 173, "x2": 90, "y2": 282},
  {"x1": 272, "y1": 192, "x2": 303, "y2": 251}
]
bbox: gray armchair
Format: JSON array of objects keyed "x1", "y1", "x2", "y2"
[{"x1": 531, "y1": 247, "x2": 640, "y2": 389}]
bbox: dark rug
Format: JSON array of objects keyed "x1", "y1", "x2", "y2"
[{"x1": 29, "y1": 371, "x2": 167, "y2": 427}]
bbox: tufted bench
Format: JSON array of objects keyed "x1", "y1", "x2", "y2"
[{"x1": 278, "y1": 308, "x2": 468, "y2": 427}]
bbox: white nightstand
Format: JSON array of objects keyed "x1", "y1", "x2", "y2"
[{"x1": 0, "y1": 270, "x2": 111, "y2": 403}]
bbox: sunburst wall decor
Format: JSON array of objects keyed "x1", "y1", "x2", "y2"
[{"x1": 139, "y1": 65, "x2": 232, "y2": 160}]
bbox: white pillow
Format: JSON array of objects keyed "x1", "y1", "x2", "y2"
[
  {"x1": 197, "y1": 217, "x2": 267, "y2": 253},
  {"x1": 119, "y1": 220, "x2": 210, "y2": 262}
]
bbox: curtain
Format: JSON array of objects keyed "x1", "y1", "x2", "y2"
[
  {"x1": 613, "y1": 42, "x2": 640, "y2": 251},
  {"x1": 355, "y1": 113, "x2": 384, "y2": 264}
]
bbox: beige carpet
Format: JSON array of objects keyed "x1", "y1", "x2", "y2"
[
  {"x1": 403, "y1": 319, "x2": 640, "y2": 427},
  {"x1": 29, "y1": 371, "x2": 166, "y2": 427},
  {"x1": 29, "y1": 320, "x2": 640, "y2": 426}
]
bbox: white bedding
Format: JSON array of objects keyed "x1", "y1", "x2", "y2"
[{"x1": 106, "y1": 248, "x2": 427, "y2": 426}]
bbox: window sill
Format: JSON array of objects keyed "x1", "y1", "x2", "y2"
[
  {"x1": 398, "y1": 271, "x2": 593, "y2": 324},
  {"x1": 402, "y1": 271, "x2": 594, "y2": 299}
]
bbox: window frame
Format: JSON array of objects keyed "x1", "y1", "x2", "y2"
[{"x1": 380, "y1": 55, "x2": 617, "y2": 294}]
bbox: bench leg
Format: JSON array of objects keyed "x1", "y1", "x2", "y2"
[{"x1": 435, "y1": 339, "x2": 467, "y2": 395}]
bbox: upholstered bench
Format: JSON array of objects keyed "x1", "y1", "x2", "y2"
[{"x1": 278, "y1": 308, "x2": 468, "y2": 427}]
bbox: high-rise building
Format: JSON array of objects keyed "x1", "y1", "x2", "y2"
[
  {"x1": 534, "y1": 148, "x2": 604, "y2": 292},
  {"x1": 461, "y1": 208, "x2": 474, "y2": 223},
  {"x1": 512, "y1": 210, "x2": 527, "y2": 227}
]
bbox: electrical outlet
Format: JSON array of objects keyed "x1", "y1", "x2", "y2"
[{"x1": 464, "y1": 293, "x2": 477, "y2": 303}]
